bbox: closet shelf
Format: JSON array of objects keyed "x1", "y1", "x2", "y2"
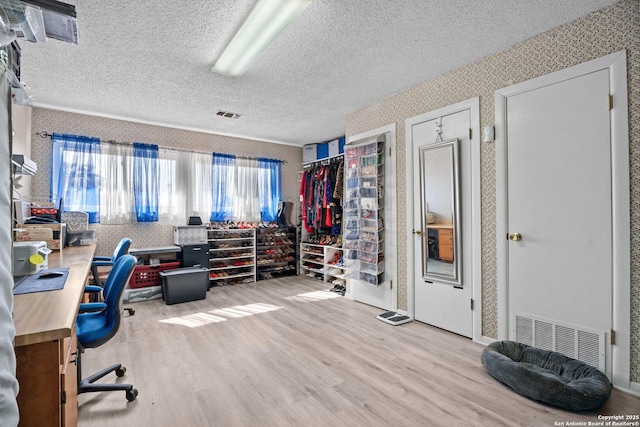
[
  {"x1": 256, "y1": 226, "x2": 298, "y2": 281},
  {"x1": 300, "y1": 241, "x2": 345, "y2": 284},
  {"x1": 208, "y1": 228, "x2": 257, "y2": 285},
  {"x1": 209, "y1": 271, "x2": 255, "y2": 281}
]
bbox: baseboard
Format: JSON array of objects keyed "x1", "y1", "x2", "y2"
[
  {"x1": 477, "y1": 336, "x2": 497, "y2": 346},
  {"x1": 627, "y1": 381, "x2": 640, "y2": 397}
]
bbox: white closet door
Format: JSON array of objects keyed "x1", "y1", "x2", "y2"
[{"x1": 411, "y1": 109, "x2": 473, "y2": 338}]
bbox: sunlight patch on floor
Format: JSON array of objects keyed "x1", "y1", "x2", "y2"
[
  {"x1": 283, "y1": 290, "x2": 340, "y2": 302},
  {"x1": 159, "y1": 303, "x2": 282, "y2": 328}
]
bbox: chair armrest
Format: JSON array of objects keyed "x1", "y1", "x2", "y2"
[
  {"x1": 79, "y1": 302, "x2": 107, "y2": 313},
  {"x1": 84, "y1": 285, "x2": 102, "y2": 293},
  {"x1": 92, "y1": 255, "x2": 112, "y2": 262},
  {"x1": 92, "y1": 260, "x2": 115, "y2": 267}
]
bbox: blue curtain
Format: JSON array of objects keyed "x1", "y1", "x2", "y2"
[
  {"x1": 133, "y1": 142, "x2": 159, "y2": 222},
  {"x1": 258, "y1": 158, "x2": 282, "y2": 222},
  {"x1": 210, "y1": 153, "x2": 236, "y2": 222},
  {"x1": 50, "y1": 133, "x2": 101, "y2": 223}
]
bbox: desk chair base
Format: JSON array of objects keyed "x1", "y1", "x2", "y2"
[{"x1": 77, "y1": 347, "x2": 138, "y2": 401}]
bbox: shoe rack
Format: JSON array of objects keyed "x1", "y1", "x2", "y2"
[
  {"x1": 300, "y1": 241, "x2": 344, "y2": 284},
  {"x1": 208, "y1": 228, "x2": 256, "y2": 285},
  {"x1": 256, "y1": 226, "x2": 298, "y2": 281}
]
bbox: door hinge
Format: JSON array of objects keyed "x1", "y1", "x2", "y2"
[
  {"x1": 389, "y1": 280, "x2": 393, "y2": 290},
  {"x1": 608, "y1": 94, "x2": 613, "y2": 110},
  {"x1": 610, "y1": 329, "x2": 615, "y2": 345},
  {"x1": 470, "y1": 299, "x2": 474, "y2": 310},
  {"x1": 61, "y1": 390, "x2": 67, "y2": 405},
  {"x1": 468, "y1": 128, "x2": 472, "y2": 140},
  {"x1": 388, "y1": 147, "x2": 392, "y2": 157}
]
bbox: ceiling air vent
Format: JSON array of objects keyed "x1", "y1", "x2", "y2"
[{"x1": 216, "y1": 111, "x2": 241, "y2": 119}]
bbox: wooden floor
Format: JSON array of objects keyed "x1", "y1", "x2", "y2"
[{"x1": 78, "y1": 276, "x2": 640, "y2": 427}]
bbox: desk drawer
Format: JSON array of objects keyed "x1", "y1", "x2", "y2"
[
  {"x1": 439, "y1": 243, "x2": 454, "y2": 262},
  {"x1": 438, "y1": 229, "x2": 453, "y2": 244}
]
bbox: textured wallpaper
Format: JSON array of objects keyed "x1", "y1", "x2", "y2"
[
  {"x1": 30, "y1": 108, "x2": 303, "y2": 256},
  {"x1": 346, "y1": 0, "x2": 639, "y2": 382}
]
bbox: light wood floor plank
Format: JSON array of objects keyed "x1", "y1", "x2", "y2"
[{"x1": 78, "y1": 276, "x2": 640, "y2": 426}]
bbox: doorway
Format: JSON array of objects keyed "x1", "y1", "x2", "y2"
[
  {"x1": 406, "y1": 98, "x2": 481, "y2": 339},
  {"x1": 496, "y1": 51, "x2": 630, "y2": 384}
]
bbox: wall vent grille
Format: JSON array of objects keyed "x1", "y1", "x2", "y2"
[{"x1": 511, "y1": 312, "x2": 605, "y2": 371}]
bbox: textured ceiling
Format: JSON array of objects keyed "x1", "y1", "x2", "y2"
[{"x1": 18, "y1": 0, "x2": 619, "y2": 146}]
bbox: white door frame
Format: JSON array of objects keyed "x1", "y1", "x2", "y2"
[
  {"x1": 405, "y1": 97, "x2": 482, "y2": 342},
  {"x1": 345, "y1": 123, "x2": 397, "y2": 311},
  {"x1": 495, "y1": 50, "x2": 630, "y2": 388}
]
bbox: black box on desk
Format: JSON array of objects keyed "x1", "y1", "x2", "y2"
[{"x1": 159, "y1": 267, "x2": 209, "y2": 305}]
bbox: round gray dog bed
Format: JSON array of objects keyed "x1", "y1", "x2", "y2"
[{"x1": 481, "y1": 340, "x2": 612, "y2": 411}]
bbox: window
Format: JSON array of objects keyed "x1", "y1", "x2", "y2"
[
  {"x1": 99, "y1": 142, "x2": 133, "y2": 224},
  {"x1": 133, "y1": 143, "x2": 159, "y2": 222},
  {"x1": 157, "y1": 148, "x2": 187, "y2": 225},
  {"x1": 51, "y1": 133, "x2": 101, "y2": 223},
  {"x1": 51, "y1": 133, "x2": 282, "y2": 225}
]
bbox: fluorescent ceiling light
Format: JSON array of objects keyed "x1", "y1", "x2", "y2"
[{"x1": 212, "y1": 0, "x2": 312, "y2": 77}]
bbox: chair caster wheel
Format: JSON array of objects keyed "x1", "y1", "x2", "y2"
[
  {"x1": 126, "y1": 388, "x2": 138, "y2": 402},
  {"x1": 126, "y1": 308, "x2": 136, "y2": 315},
  {"x1": 115, "y1": 367, "x2": 126, "y2": 377}
]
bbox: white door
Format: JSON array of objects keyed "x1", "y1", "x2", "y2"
[
  {"x1": 348, "y1": 127, "x2": 397, "y2": 311},
  {"x1": 505, "y1": 69, "x2": 612, "y2": 367},
  {"x1": 411, "y1": 109, "x2": 473, "y2": 338}
]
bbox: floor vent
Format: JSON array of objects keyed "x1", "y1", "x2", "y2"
[{"x1": 511, "y1": 312, "x2": 605, "y2": 371}]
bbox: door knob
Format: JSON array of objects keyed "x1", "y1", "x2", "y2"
[
  {"x1": 412, "y1": 229, "x2": 422, "y2": 236},
  {"x1": 508, "y1": 232, "x2": 522, "y2": 241}
]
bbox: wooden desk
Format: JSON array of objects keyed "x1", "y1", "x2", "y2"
[
  {"x1": 426, "y1": 224, "x2": 454, "y2": 262},
  {"x1": 14, "y1": 244, "x2": 96, "y2": 427}
]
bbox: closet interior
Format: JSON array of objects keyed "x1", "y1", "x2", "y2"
[{"x1": 299, "y1": 137, "x2": 386, "y2": 293}]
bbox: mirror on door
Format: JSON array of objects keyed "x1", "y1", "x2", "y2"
[{"x1": 419, "y1": 138, "x2": 462, "y2": 285}]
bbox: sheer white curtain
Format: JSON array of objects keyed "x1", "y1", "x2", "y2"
[
  {"x1": 99, "y1": 143, "x2": 134, "y2": 224},
  {"x1": 233, "y1": 157, "x2": 261, "y2": 222},
  {"x1": 187, "y1": 152, "x2": 212, "y2": 221},
  {"x1": 158, "y1": 148, "x2": 188, "y2": 225}
]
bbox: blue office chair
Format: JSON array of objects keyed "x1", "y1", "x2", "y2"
[
  {"x1": 76, "y1": 254, "x2": 139, "y2": 402},
  {"x1": 86, "y1": 237, "x2": 135, "y2": 315},
  {"x1": 90, "y1": 237, "x2": 132, "y2": 287}
]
